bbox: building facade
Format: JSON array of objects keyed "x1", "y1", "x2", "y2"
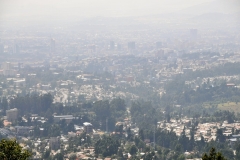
[{"x1": 6, "y1": 108, "x2": 18, "y2": 122}]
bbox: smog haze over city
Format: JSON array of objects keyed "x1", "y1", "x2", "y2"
[{"x1": 0, "y1": 0, "x2": 240, "y2": 159}]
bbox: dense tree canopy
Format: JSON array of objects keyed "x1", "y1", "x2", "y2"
[
  {"x1": 202, "y1": 147, "x2": 226, "y2": 160},
  {"x1": 94, "y1": 135, "x2": 120, "y2": 157},
  {"x1": 0, "y1": 139, "x2": 31, "y2": 160},
  {"x1": 9, "y1": 93, "x2": 53, "y2": 115}
]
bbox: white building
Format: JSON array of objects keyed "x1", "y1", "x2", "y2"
[
  {"x1": 14, "y1": 79, "x2": 26, "y2": 87},
  {"x1": 53, "y1": 115, "x2": 76, "y2": 123},
  {"x1": 83, "y1": 122, "x2": 93, "y2": 134}
]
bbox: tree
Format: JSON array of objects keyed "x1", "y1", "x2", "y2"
[
  {"x1": 0, "y1": 139, "x2": 31, "y2": 160},
  {"x1": 115, "y1": 124, "x2": 123, "y2": 134},
  {"x1": 0, "y1": 120, "x2": 4, "y2": 128},
  {"x1": 93, "y1": 100, "x2": 111, "y2": 120},
  {"x1": 110, "y1": 98, "x2": 126, "y2": 112},
  {"x1": 216, "y1": 129, "x2": 225, "y2": 143},
  {"x1": 53, "y1": 152, "x2": 64, "y2": 160},
  {"x1": 127, "y1": 127, "x2": 133, "y2": 141},
  {"x1": 236, "y1": 143, "x2": 240, "y2": 159},
  {"x1": 139, "y1": 129, "x2": 145, "y2": 141},
  {"x1": 117, "y1": 148, "x2": 124, "y2": 159},
  {"x1": 220, "y1": 148, "x2": 234, "y2": 160},
  {"x1": 94, "y1": 136, "x2": 120, "y2": 157},
  {"x1": 67, "y1": 121, "x2": 75, "y2": 132},
  {"x1": 177, "y1": 154, "x2": 185, "y2": 160},
  {"x1": 144, "y1": 151, "x2": 155, "y2": 160},
  {"x1": 129, "y1": 155, "x2": 140, "y2": 160},
  {"x1": 41, "y1": 93, "x2": 53, "y2": 112},
  {"x1": 69, "y1": 153, "x2": 77, "y2": 160},
  {"x1": 42, "y1": 149, "x2": 50, "y2": 159},
  {"x1": 93, "y1": 100, "x2": 112, "y2": 130},
  {"x1": 202, "y1": 147, "x2": 226, "y2": 160},
  {"x1": 129, "y1": 145, "x2": 138, "y2": 155}
]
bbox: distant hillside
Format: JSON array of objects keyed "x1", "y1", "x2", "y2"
[
  {"x1": 189, "y1": 12, "x2": 239, "y2": 22},
  {"x1": 178, "y1": 0, "x2": 240, "y2": 15}
]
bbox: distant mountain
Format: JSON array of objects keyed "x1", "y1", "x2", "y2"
[
  {"x1": 190, "y1": 12, "x2": 233, "y2": 22},
  {"x1": 186, "y1": 12, "x2": 240, "y2": 31},
  {"x1": 178, "y1": 0, "x2": 240, "y2": 15}
]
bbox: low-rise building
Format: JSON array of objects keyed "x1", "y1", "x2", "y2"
[
  {"x1": 15, "y1": 126, "x2": 31, "y2": 136},
  {"x1": 53, "y1": 115, "x2": 76, "y2": 123}
]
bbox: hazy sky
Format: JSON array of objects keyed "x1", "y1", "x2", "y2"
[{"x1": 0, "y1": 0, "x2": 215, "y2": 19}]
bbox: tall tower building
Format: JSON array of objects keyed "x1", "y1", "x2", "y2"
[
  {"x1": 0, "y1": 43, "x2": 4, "y2": 54},
  {"x1": 50, "y1": 38, "x2": 56, "y2": 54},
  {"x1": 110, "y1": 41, "x2": 115, "y2": 50},
  {"x1": 117, "y1": 43, "x2": 122, "y2": 50},
  {"x1": 49, "y1": 137, "x2": 60, "y2": 150},
  {"x1": 128, "y1": 41, "x2": 135, "y2": 50},
  {"x1": 156, "y1": 41, "x2": 162, "y2": 48},
  {"x1": 6, "y1": 108, "x2": 18, "y2": 122},
  {"x1": 189, "y1": 29, "x2": 198, "y2": 40},
  {"x1": 1, "y1": 62, "x2": 12, "y2": 70},
  {"x1": 13, "y1": 43, "x2": 19, "y2": 54}
]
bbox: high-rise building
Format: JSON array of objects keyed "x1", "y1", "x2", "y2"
[
  {"x1": 1, "y1": 62, "x2": 12, "y2": 70},
  {"x1": 83, "y1": 122, "x2": 93, "y2": 134},
  {"x1": 50, "y1": 38, "x2": 56, "y2": 53},
  {"x1": 12, "y1": 43, "x2": 19, "y2": 54},
  {"x1": 128, "y1": 41, "x2": 135, "y2": 50},
  {"x1": 1, "y1": 62, "x2": 16, "y2": 76},
  {"x1": 49, "y1": 137, "x2": 60, "y2": 150},
  {"x1": 117, "y1": 43, "x2": 122, "y2": 50},
  {"x1": 156, "y1": 41, "x2": 162, "y2": 48},
  {"x1": 88, "y1": 44, "x2": 96, "y2": 53},
  {"x1": 189, "y1": 29, "x2": 198, "y2": 40},
  {"x1": 6, "y1": 108, "x2": 18, "y2": 122},
  {"x1": 110, "y1": 41, "x2": 115, "y2": 50},
  {"x1": 0, "y1": 43, "x2": 4, "y2": 54}
]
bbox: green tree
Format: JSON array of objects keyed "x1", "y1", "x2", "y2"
[
  {"x1": 53, "y1": 152, "x2": 64, "y2": 160},
  {"x1": 0, "y1": 120, "x2": 4, "y2": 128},
  {"x1": 127, "y1": 127, "x2": 133, "y2": 141},
  {"x1": 175, "y1": 144, "x2": 183, "y2": 153},
  {"x1": 0, "y1": 139, "x2": 31, "y2": 160},
  {"x1": 42, "y1": 149, "x2": 50, "y2": 159},
  {"x1": 93, "y1": 100, "x2": 112, "y2": 131},
  {"x1": 129, "y1": 155, "x2": 140, "y2": 160},
  {"x1": 216, "y1": 129, "x2": 225, "y2": 143},
  {"x1": 177, "y1": 154, "x2": 185, "y2": 160},
  {"x1": 94, "y1": 136, "x2": 120, "y2": 157},
  {"x1": 117, "y1": 148, "x2": 124, "y2": 159},
  {"x1": 129, "y1": 145, "x2": 138, "y2": 155},
  {"x1": 202, "y1": 147, "x2": 226, "y2": 160},
  {"x1": 115, "y1": 124, "x2": 123, "y2": 134},
  {"x1": 144, "y1": 151, "x2": 155, "y2": 160},
  {"x1": 139, "y1": 129, "x2": 145, "y2": 141},
  {"x1": 69, "y1": 153, "x2": 77, "y2": 160},
  {"x1": 110, "y1": 98, "x2": 126, "y2": 112},
  {"x1": 220, "y1": 149, "x2": 234, "y2": 160},
  {"x1": 236, "y1": 143, "x2": 240, "y2": 159}
]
